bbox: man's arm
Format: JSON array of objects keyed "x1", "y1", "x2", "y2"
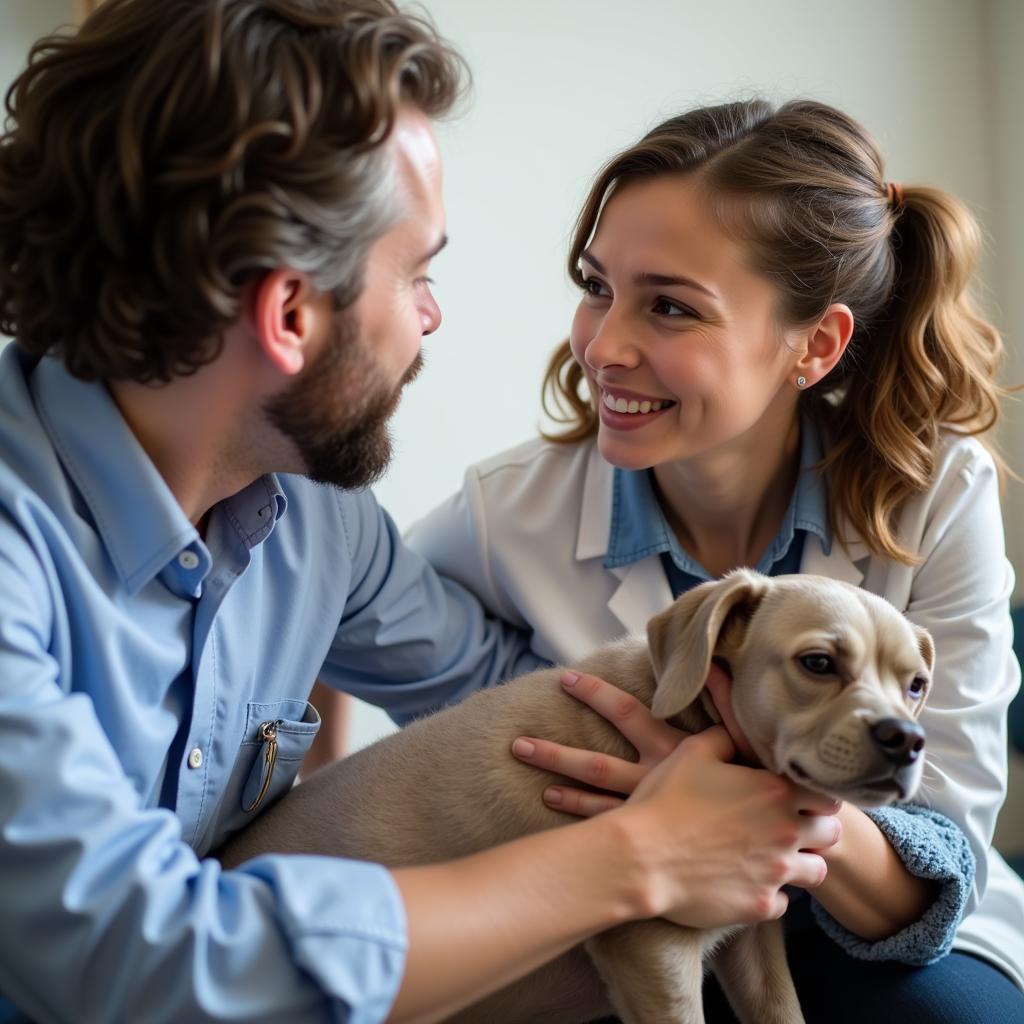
[{"x1": 318, "y1": 489, "x2": 544, "y2": 723}]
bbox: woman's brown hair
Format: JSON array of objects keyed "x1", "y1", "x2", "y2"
[
  {"x1": 542, "y1": 99, "x2": 1006, "y2": 565},
  {"x1": 0, "y1": 0, "x2": 465, "y2": 382}
]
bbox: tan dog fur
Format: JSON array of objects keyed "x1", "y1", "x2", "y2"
[{"x1": 219, "y1": 570, "x2": 935, "y2": 1024}]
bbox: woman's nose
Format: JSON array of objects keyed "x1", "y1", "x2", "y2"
[{"x1": 582, "y1": 312, "x2": 640, "y2": 371}]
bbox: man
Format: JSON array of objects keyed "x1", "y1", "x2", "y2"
[{"x1": 0, "y1": 1, "x2": 837, "y2": 1020}]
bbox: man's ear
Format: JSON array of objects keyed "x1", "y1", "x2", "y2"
[
  {"x1": 648, "y1": 569, "x2": 768, "y2": 720},
  {"x1": 251, "y1": 269, "x2": 328, "y2": 377},
  {"x1": 790, "y1": 302, "x2": 854, "y2": 389}
]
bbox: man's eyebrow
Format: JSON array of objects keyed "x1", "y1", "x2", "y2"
[
  {"x1": 580, "y1": 249, "x2": 718, "y2": 300},
  {"x1": 420, "y1": 233, "x2": 448, "y2": 263}
]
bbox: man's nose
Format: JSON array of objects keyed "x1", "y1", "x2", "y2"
[{"x1": 421, "y1": 293, "x2": 441, "y2": 335}]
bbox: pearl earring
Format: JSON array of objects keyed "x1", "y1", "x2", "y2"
[{"x1": 796, "y1": 375, "x2": 807, "y2": 389}]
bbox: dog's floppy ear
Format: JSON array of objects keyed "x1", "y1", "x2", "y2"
[
  {"x1": 914, "y1": 626, "x2": 936, "y2": 674},
  {"x1": 648, "y1": 569, "x2": 768, "y2": 720},
  {"x1": 910, "y1": 625, "x2": 936, "y2": 718}
]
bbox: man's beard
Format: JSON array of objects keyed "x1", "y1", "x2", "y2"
[{"x1": 264, "y1": 310, "x2": 423, "y2": 490}]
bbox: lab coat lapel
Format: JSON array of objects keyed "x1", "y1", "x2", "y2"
[
  {"x1": 575, "y1": 445, "x2": 674, "y2": 635},
  {"x1": 800, "y1": 529, "x2": 868, "y2": 587},
  {"x1": 607, "y1": 559, "x2": 675, "y2": 635}
]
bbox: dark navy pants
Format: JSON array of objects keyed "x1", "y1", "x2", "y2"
[
  {"x1": 600, "y1": 911, "x2": 1024, "y2": 1024},
  {"x1": 704, "y1": 931, "x2": 1024, "y2": 1023}
]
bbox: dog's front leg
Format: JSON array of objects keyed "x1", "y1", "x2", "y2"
[
  {"x1": 585, "y1": 919, "x2": 704, "y2": 1024},
  {"x1": 709, "y1": 920, "x2": 805, "y2": 1024}
]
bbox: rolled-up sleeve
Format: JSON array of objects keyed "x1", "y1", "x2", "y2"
[{"x1": 810, "y1": 804, "x2": 975, "y2": 964}]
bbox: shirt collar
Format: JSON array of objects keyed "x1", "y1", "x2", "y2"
[
  {"x1": 31, "y1": 355, "x2": 286, "y2": 596},
  {"x1": 604, "y1": 418, "x2": 831, "y2": 573}
]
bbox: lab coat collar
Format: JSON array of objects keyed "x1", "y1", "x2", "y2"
[{"x1": 574, "y1": 439, "x2": 867, "y2": 635}]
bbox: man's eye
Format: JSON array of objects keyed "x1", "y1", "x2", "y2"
[
  {"x1": 799, "y1": 653, "x2": 836, "y2": 676},
  {"x1": 414, "y1": 276, "x2": 435, "y2": 287}
]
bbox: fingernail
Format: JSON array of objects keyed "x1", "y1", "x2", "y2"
[
  {"x1": 512, "y1": 738, "x2": 536, "y2": 758},
  {"x1": 544, "y1": 787, "x2": 563, "y2": 805},
  {"x1": 560, "y1": 671, "x2": 580, "y2": 688}
]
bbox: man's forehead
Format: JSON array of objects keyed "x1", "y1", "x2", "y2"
[
  {"x1": 390, "y1": 108, "x2": 443, "y2": 201},
  {"x1": 386, "y1": 107, "x2": 445, "y2": 254}
]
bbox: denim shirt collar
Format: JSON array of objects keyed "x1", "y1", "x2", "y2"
[
  {"x1": 603, "y1": 418, "x2": 831, "y2": 576},
  {"x1": 30, "y1": 354, "x2": 286, "y2": 596}
]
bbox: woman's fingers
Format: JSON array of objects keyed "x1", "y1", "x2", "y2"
[
  {"x1": 558, "y1": 671, "x2": 685, "y2": 760},
  {"x1": 511, "y1": 736, "x2": 644, "y2": 795},
  {"x1": 790, "y1": 852, "x2": 829, "y2": 890},
  {"x1": 797, "y1": 810, "x2": 843, "y2": 855},
  {"x1": 542, "y1": 785, "x2": 624, "y2": 817}
]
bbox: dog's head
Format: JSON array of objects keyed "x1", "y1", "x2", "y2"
[{"x1": 647, "y1": 569, "x2": 934, "y2": 807}]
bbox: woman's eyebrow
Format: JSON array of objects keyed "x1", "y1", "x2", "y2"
[{"x1": 580, "y1": 250, "x2": 718, "y2": 300}]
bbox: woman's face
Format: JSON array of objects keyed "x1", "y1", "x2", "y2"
[{"x1": 569, "y1": 175, "x2": 803, "y2": 471}]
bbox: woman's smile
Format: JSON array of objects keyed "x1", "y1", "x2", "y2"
[{"x1": 598, "y1": 385, "x2": 677, "y2": 430}]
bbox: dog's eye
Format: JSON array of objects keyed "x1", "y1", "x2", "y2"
[
  {"x1": 799, "y1": 653, "x2": 836, "y2": 676},
  {"x1": 909, "y1": 676, "x2": 928, "y2": 697}
]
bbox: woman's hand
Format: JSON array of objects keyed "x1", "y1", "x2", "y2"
[
  {"x1": 511, "y1": 666, "x2": 726, "y2": 814},
  {"x1": 509, "y1": 667, "x2": 843, "y2": 928}
]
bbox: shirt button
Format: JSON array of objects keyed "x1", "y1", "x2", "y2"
[
  {"x1": 187, "y1": 747, "x2": 204, "y2": 769},
  {"x1": 178, "y1": 550, "x2": 200, "y2": 571}
]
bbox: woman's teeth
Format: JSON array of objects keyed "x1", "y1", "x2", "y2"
[{"x1": 603, "y1": 393, "x2": 669, "y2": 415}]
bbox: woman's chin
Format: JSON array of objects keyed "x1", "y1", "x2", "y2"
[{"x1": 596, "y1": 434, "x2": 660, "y2": 472}]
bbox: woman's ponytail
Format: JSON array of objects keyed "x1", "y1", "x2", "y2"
[{"x1": 818, "y1": 185, "x2": 1006, "y2": 562}]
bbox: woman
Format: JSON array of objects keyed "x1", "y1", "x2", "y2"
[{"x1": 407, "y1": 99, "x2": 1024, "y2": 1021}]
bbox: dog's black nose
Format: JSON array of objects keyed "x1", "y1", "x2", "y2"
[{"x1": 871, "y1": 718, "x2": 925, "y2": 765}]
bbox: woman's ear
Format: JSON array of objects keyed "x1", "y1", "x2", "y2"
[
  {"x1": 791, "y1": 302, "x2": 854, "y2": 389},
  {"x1": 251, "y1": 269, "x2": 330, "y2": 377}
]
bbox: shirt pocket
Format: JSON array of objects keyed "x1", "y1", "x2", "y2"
[{"x1": 221, "y1": 698, "x2": 321, "y2": 832}]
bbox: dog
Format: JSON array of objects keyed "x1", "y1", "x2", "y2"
[{"x1": 219, "y1": 569, "x2": 934, "y2": 1024}]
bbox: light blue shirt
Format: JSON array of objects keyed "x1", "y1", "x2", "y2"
[{"x1": 0, "y1": 347, "x2": 539, "y2": 1023}]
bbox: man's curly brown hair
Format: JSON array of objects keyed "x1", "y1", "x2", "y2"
[{"x1": 0, "y1": 0, "x2": 465, "y2": 382}]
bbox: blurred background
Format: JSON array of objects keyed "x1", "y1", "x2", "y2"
[{"x1": 2, "y1": 1, "x2": 1022, "y2": 850}]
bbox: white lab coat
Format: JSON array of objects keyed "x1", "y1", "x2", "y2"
[{"x1": 407, "y1": 431, "x2": 1024, "y2": 988}]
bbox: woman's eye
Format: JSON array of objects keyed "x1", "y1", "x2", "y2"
[
  {"x1": 799, "y1": 653, "x2": 836, "y2": 676},
  {"x1": 581, "y1": 277, "x2": 608, "y2": 298},
  {"x1": 652, "y1": 297, "x2": 698, "y2": 318}
]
